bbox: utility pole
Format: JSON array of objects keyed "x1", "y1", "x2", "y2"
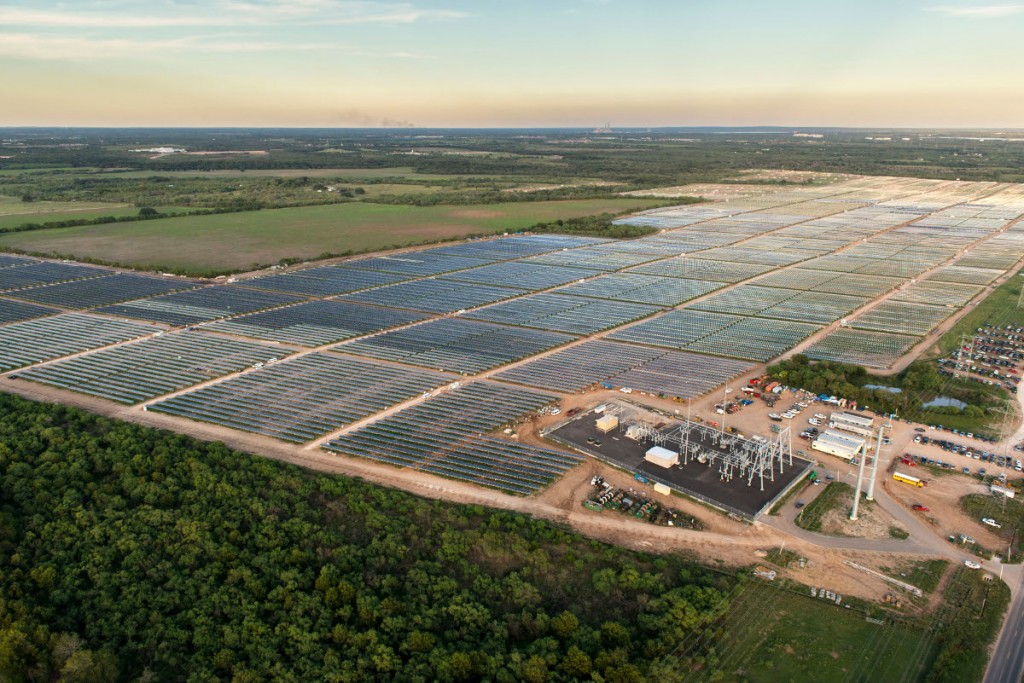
[
  {"x1": 866, "y1": 416, "x2": 890, "y2": 501},
  {"x1": 721, "y1": 386, "x2": 731, "y2": 437},
  {"x1": 953, "y1": 333, "x2": 975, "y2": 379},
  {"x1": 851, "y1": 442, "x2": 869, "y2": 521},
  {"x1": 999, "y1": 404, "x2": 1014, "y2": 461}
]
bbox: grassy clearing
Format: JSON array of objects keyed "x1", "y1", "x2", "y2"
[
  {"x1": 0, "y1": 204, "x2": 193, "y2": 231},
  {"x1": 795, "y1": 481, "x2": 854, "y2": 532},
  {"x1": 688, "y1": 580, "x2": 933, "y2": 682},
  {"x1": 926, "y1": 567, "x2": 1011, "y2": 683},
  {"x1": 895, "y1": 559, "x2": 949, "y2": 594},
  {"x1": 765, "y1": 547, "x2": 802, "y2": 568},
  {"x1": 0, "y1": 194, "x2": 128, "y2": 217},
  {"x1": 0, "y1": 197, "x2": 662, "y2": 275},
  {"x1": 961, "y1": 493, "x2": 1024, "y2": 560}
]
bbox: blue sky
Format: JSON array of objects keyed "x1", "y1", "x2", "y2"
[{"x1": 2, "y1": 0, "x2": 1023, "y2": 126}]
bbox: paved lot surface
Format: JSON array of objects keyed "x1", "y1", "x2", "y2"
[{"x1": 549, "y1": 408, "x2": 810, "y2": 517}]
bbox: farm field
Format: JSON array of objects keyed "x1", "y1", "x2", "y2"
[
  {"x1": 0, "y1": 194, "x2": 125, "y2": 216},
  {"x1": 0, "y1": 198, "x2": 660, "y2": 274},
  {"x1": 0, "y1": 203, "x2": 193, "y2": 230}
]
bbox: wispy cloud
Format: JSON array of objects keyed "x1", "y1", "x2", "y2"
[
  {"x1": 0, "y1": 1, "x2": 467, "y2": 28},
  {"x1": 0, "y1": 32, "x2": 428, "y2": 60},
  {"x1": 931, "y1": 4, "x2": 1024, "y2": 17}
]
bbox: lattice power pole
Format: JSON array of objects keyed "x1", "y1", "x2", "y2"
[{"x1": 953, "y1": 333, "x2": 975, "y2": 379}]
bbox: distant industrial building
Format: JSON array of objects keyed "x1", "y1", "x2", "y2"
[
  {"x1": 829, "y1": 411, "x2": 874, "y2": 437},
  {"x1": 812, "y1": 429, "x2": 867, "y2": 461}
]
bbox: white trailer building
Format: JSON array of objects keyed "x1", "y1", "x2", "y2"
[
  {"x1": 829, "y1": 411, "x2": 874, "y2": 437},
  {"x1": 812, "y1": 429, "x2": 867, "y2": 461}
]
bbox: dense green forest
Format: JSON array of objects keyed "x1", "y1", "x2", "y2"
[{"x1": 0, "y1": 394, "x2": 730, "y2": 682}]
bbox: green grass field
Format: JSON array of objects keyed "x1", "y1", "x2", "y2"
[
  {"x1": 795, "y1": 481, "x2": 854, "y2": 532},
  {"x1": 0, "y1": 204, "x2": 193, "y2": 230},
  {"x1": 687, "y1": 581, "x2": 934, "y2": 682},
  {"x1": 0, "y1": 194, "x2": 129, "y2": 217},
  {"x1": 882, "y1": 559, "x2": 949, "y2": 593},
  {"x1": 961, "y1": 493, "x2": 1024, "y2": 560},
  {"x1": 0, "y1": 198, "x2": 661, "y2": 275}
]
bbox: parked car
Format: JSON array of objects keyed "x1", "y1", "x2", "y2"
[
  {"x1": 964, "y1": 560, "x2": 982, "y2": 570},
  {"x1": 912, "y1": 504, "x2": 929, "y2": 512}
]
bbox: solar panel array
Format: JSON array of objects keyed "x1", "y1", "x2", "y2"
[
  {"x1": 608, "y1": 309, "x2": 741, "y2": 348},
  {"x1": 239, "y1": 265, "x2": 411, "y2": 296},
  {"x1": 427, "y1": 234, "x2": 608, "y2": 260},
  {"x1": 684, "y1": 318, "x2": 821, "y2": 362},
  {"x1": 340, "y1": 278, "x2": 527, "y2": 313},
  {"x1": 522, "y1": 246, "x2": 663, "y2": 271},
  {"x1": 0, "y1": 255, "x2": 37, "y2": 268},
  {"x1": 803, "y1": 328, "x2": 920, "y2": 368},
  {"x1": 8, "y1": 273, "x2": 197, "y2": 309},
  {"x1": 850, "y1": 300, "x2": 954, "y2": 336},
  {"x1": 0, "y1": 261, "x2": 110, "y2": 292},
  {"x1": 627, "y1": 257, "x2": 774, "y2": 282},
  {"x1": 926, "y1": 265, "x2": 1003, "y2": 286},
  {"x1": 206, "y1": 300, "x2": 429, "y2": 346},
  {"x1": 152, "y1": 352, "x2": 453, "y2": 443},
  {"x1": 891, "y1": 280, "x2": 983, "y2": 307},
  {"x1": 336, "y1": 317, "x2": 575, "y2": 374},
  {"x1": 325, "y1": 382, "x2": 582, "y2": 495},
  {"x1": 608, "y1": 309, "x2": 820, "y2": 362},
  {"x1": 445, "y1": 261, "x2": 600, "y2": 290},
  {"x1": 0, "y1": 313, "x2": 157, "y2": 372},
  {"x1": 690, "y1": 286, "x2": 796, "y2": 316},
  {"x1": 466, "y1": 292, "x2": 660, "y2": 334},
  {"x1": 96, "y1": 285, "x2": 305, "y2": 326},
  {"x1": 345, "y1": 252, "x2": 492, "y2": 276},
  {"x1": 757, "y1": 291, "x2": 868, "y2": 325},
  {"x1": 493, "y1": 339, "x2": 753, "y2": 396},
  {"x1": 18, "y1": 332, "x2": 285, "y2": 404},
  {"x1": 554, "y1": 273, "x2": 723, "y2": 307},
  {"x1": 0, "y1": 299, "x2": 60, "y2": 326}
]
